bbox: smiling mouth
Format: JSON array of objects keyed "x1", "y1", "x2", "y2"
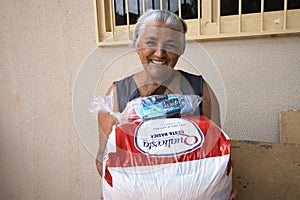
[{"x1": 151, "y1": 60, "x2": 167, "y2": 65}]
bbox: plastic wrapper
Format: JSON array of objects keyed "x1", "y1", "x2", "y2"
[
  {"x1": 124, "y1": 94, "x2": 201, "y2": 121},
  {"x1": 90, "y1": 94, "x2": 232, "y2": 199},
  {"x1": 90, "y1": 94, "x2": 202, "y2": 123},
  {"x1": 102, "y1": 115, "x2": 232, "y2": 200}
]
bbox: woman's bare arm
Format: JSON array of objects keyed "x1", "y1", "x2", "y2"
[{"x1": 96, "y1": 84, "x2": 119, "y2": 176}]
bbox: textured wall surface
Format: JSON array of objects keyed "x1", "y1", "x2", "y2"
[
  {"x1": 0, "y1": 0, "x2": 100, "y2": 199},
  {"x1": 1, "y1": 0, "x2": 300, "y2": 199},
  {"x1": 201, "y1": 37, "x2": 300, "y2": 142}
]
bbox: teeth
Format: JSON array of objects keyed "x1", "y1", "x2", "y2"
[{"x1": 152, "y1": 60, "x2": 166, "y2": 65}]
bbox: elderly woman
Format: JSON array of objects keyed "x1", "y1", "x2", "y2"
[{"x1": 97, "y1": 9, "x2": 235, "y2": 199}]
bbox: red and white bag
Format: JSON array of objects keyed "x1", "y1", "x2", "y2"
[{"x1": 102, "y1": 115, "x2": 232, "y2": 200}]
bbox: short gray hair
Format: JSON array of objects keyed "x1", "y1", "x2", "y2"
[{"x1": 132, "y1": 9, "x2": 187, "y2": 53}]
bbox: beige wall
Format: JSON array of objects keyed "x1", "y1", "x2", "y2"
[
  {"x1": 1, "y1": 0, "x2": 300, "y2": 199},
  {"x1": 0, "y1": 0, "x2": 100, "y2": 199}
]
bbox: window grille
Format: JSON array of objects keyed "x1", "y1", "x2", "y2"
[{"x1": 95, "y1": 0, "x2": 300, "y2": 46}]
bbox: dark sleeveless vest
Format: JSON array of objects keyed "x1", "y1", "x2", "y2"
[{"x1": 113, "y1": 70, "x2": 203, "y2": 114}]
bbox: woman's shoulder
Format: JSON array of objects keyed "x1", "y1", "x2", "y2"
[
  {"x1": 112, "y1": 74, "x2": 139, "y2": 112},
  {"x1": 113, "y1": 74, "x2": 137, "y2": 95},
  {"x1": 113, "y1": 74, "x2": 135, "y2": 86},
  {"x1": 177, "y1": 70, "x2": 203, "y2": 85},
  {"x1": 177, "y1": 69, "x2": 203, "y2": 79},
  {"x1": 177, "y1": 69, "x2": 204, "y2": 97}
]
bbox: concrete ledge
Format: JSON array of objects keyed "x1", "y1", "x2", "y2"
[{"x1": 231, "y1": 140, "x2": 300, "y2": 200}]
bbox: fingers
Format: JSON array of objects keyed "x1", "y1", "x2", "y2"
[{"x1": 229, "y1": 188, "x2": 238, "y2": 200}]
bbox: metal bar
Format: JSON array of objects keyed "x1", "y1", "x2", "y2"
[
  {"x1": 202, "y1": 0, "x2": 212, "y2": 23},
  {"x1": 111, "y1": 0, "x2": 115, "y2": 39},
  {"x1": 198, "y1": 0, "x2": 201, "y2": 35},
  {"x1": 152, "y1": 0, "x2": 155, "y2": 9},
  {"x1": 125, "y1": 0, "x2": 130, "y2": 39},
  {"x1": 260, "y1": 0, "x2": 264, "y2": 32},
  {"x1": 217, "y1": 0, "x2": 221, "y2": 34},
  {"x1": 178, "y1": 0, "x2": 182, "y2": 18},
  {"x1": 168, "y1": 0, "x2": 170, "y2": 11},
  {"x1": 239, "y1": 0, "x2": 242, "y2": 33},
  {"x1": 142, "y1": 0, "x2": 146, "y2": 12},
  {"x1": 94, "y1": 0, "x2": 102, "y2": 43},
  {"x1": 283, "y1": 0, "x2": 287, "y2": 30},
  {"x1": 160, "y1": 0, "x2": 163, "y2": 10}
]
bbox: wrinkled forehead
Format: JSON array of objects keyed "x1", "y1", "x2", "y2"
[{"x1": 140, "y1": 26, "x2": 184, "y2": 41}]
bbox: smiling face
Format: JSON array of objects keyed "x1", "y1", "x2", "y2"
[{"x1": 136, "y1": 20, "x2": 185, "y2": 82}]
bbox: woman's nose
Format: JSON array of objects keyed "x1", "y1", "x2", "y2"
[{"x1": 154, "y1": 48, "x2": 166, "y2": 58}]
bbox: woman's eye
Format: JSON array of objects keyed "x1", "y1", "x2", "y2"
[
  {"x1": 145, "y1": 41, "x2": 156, "y2": 47},
  {"x1": 165, "y1": 43, "x2": 178, "y2": 51},
  {"x1": 166, "y1": 44, "x2": 175, "y2": 48}
]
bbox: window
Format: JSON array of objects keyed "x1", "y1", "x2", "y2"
[
  {"x1": 95, "y1": 0, "x2": 300, "y2": 46},
  {"x1": 221, "y1": 0, "x2": 300, "y2": 15}
]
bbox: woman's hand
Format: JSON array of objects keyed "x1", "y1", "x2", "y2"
[
  {"x1": 98, "y1": 112, "x2": 118, "y2": 137},
  {"x1": 96, "y1": 111, "x2": 118, "y2": 177},
  {"x1": 229, "y1": 188, "x2": 238, "y2": 200}
]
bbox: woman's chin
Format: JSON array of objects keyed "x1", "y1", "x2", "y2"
[{"x1": 147, "y1": 65, "x2": 174, "y2": 82}]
